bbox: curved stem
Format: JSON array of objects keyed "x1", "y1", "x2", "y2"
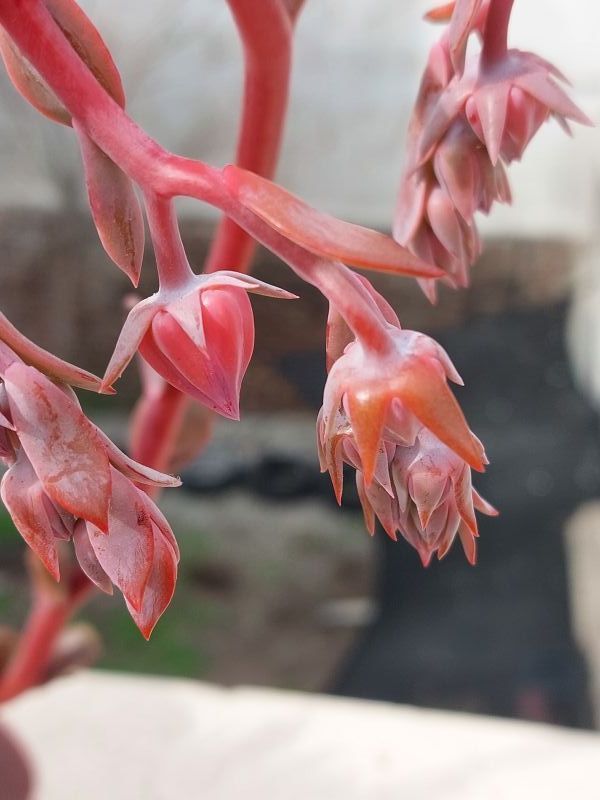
[
  {"x1": 205, "y1": 0, "x2": 293, "y2": 274},
  {"x1": 0, "y1": 1, "x2": 390, "y2": 349},
  {"x1": 144, "y1": 193, "x2": 194, "y2": 291},
  {"x1": 481, "y1": 0, "x2": 515, "y2": 69},
  {"x1": 0, "y1": 570, "x2": 94, "y2": 704}
]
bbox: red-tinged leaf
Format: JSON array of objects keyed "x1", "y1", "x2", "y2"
[
  {"x1": 453, "y1": 465, "x2": 478, "y2": 534},
  {"x1": 514, "y1": 72, "x2": 592, "y2": 126},
  {"x1": 474, "y1": 83, "x2": 510, "y2": 165},
  {"x1": 102, "y1": 298, "x2": 157, "y2": 390},
  {"x1": 355, "y1": 472, "x2": 376, "y2": 537},
  {"x1": 0, "y1": 28, "x2": 71, "y2": 125},
  {"x1": 0, "y1": 312, "x2": 109, "y2": 392},
  {"x1": 473, "y1": 487, "x2": 499, "y2": 516},
  {"x1": 392, "y1": 357, "x2": 486, "y2": 472},
  {"x1": 1, "y1": 453, "x2": 60, "y2": 580},
  {"x1": 87, "y1": 468, "x2": 154, "y2": 611},
  {"x1": 72, "y1": 520, "x2": 113, "y2": 595},
  {"x1": 409, "y1": 471, "x2": 448, "y2": 529},
  {"x1": 224, "y1": 166, "x2": 443, "y2": 279},
  {"x1": 140, "y1": 493, "x2": 180, "y2": 563},
  {"x1": 126, "y1": 523, "x2": 178, "y2": 639},
  {"x1": 45, "y1": 0, "x2": 125, "y2": 108},
  {"x1": 346, "y1": 390, "x2": 389, "y2": 486},
  {"x1": 458, "y1": 520, "x2": 477, "y2": 565},
  {"x1": 94, "y1": 426, "x2": 181, "y2": 489},
  {"x1": 4, "y1": 363, "x2": 111, "y2": 530},
  {"x1": 75, "y1": 123, "x2": 144, "y2": 286}
]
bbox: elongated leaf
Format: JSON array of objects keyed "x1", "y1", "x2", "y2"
[
  {"x1": 87, "y1": 468, "x2": 154, "y2": 611},
  {"x1": 4, "y1": 363, "x2": 111, "y2": 531},
  {"x1": 45, "y1": 0, "x2": 125, "y2": 107},
  {"x1": 1, "y1": 453, "x2": 60, "y2": 580},
  {"x1": 0, "y1": 29, "x2": 70, "y2": 124},
  {"x1": 126, "y1": 523, "x2": 177, "y2": 639},
  {"x1": 224, "y1": 166, "x2": 443, "y2": 279},
  {"x1": 75, "y1": 123, "x2": 145, "y2": 285}
]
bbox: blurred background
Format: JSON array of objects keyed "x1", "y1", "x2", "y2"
[{"x1": 1, "y1": 0, "x2": 600, "y2": 730}]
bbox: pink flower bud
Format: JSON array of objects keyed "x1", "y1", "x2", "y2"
[{"x1": 102, "y1": 271, "x2": 295, "y2": 420}]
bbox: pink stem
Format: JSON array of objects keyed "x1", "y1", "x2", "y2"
[
  {"x1": 481, "y1": 0, "x2": 515, "y2": 68},
  {"x1": 152, "y1": 0, "x2": 298, "y2": 487},
  {"x1": 205, "y1": 0, "x2": 293, "y2": 274},
  {"x1": 0, "y1": 571, "x2": 94, "y2": 704},
  {"x1": 0, "y1": 0, "x2": 389, "y2": 350},
  {"x1": 144, "y1": 193, "x2": 194, "y2": 291},
  {"x1": 130, "y1": 381, "x2": 188, "y2": 500}
]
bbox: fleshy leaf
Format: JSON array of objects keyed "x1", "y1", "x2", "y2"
[
  {"x1": 392, "y1": 357, "x2": 485, "y2": 471},
  {"x1": 1, "y1": 453, "x2": 60, "y2": 580},
  {"x1": 45, "y1": 0, "x2": 125, "y2": 108},
  {"x1": 0, "y1": 28, "x2": 71, "y2": 124},
  {"x1": 72, "y1": 519, "x2": 113, "y2": 595},
  {"x1": 346, "y1": 390, "x2": 389, "y2": 486},
  {"x1": 224, "y1": 166, "x2": 444, "y2": 279},
  {"x1": 75, "y1": 122, "x2": 145, "y2": 286},
  {"x1": 102, "y1": 298, "x2": 158, "y2": 390},
  {"x1": 126, "y1": 523, "x2": 177, "y2": 639},
  {"x1": 94, "y1": 426, "x2": 181, "y2": 488},
  {"x1": 4, "y1": 363, "x2": 111, "y2": 530},
  {"x1": 87, "y1": 468, "x2": 154, "y2": 611}
]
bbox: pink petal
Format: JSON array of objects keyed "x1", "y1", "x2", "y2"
[
  {"x1": 514, "y1": 72, "x2": 592, "y2": 126},
  {"x1": 1, "y1": 453, "x2": 60, "y2": 580},
  {"x1": 102, "y1": 298, "x2": 158, "y2": 390},
  {"x1": 126, "y1": 522, "x2": 178, "y2": 639},
  {"x1": 73, "y1": 519, "x2": 113, "y2": 595},
  {"x1": 75, "y1": 123, "x2": 145, "y2": 286},
  {"x1": 473, "y1": 83, "x2": 510, "y2": 165},
  {"x1": 472, "y1": 487, "x2": 499, "y2": 516},
  {"x1": 87, "y1": 468, "x2": 154, "y2": 611},
  {"x1": 409, "y1": 470, "x2": 449, "y2": 528},
  {"x1": 203, "y1": 272, "x2": 297, "y2": 301},
  {"x1": 4, "y1": 363, "x2": 111, "y2": 531}
]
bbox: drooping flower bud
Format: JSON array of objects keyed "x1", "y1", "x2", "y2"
[
  {"x1": 318, "y1": 325, "x2": 486, "y2": 504},
  {"x1": 0, "y1": 343, "x2": 181, "y2": 637},
  {"x1": 102, "y1": 271, "x2": 296, "y2": 420}
]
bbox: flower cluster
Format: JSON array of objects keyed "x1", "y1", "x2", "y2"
[
  {"x1": 395, "y1": 0, "x2": 590, "y2": 301},
  {"x1": 0, "y1": 0, "x2": 591, "y2": 671},
  {"x1": 317, "y1": 311, "x2": 495, "y2": 563},
  {"x1": 0, "y1": 340, "x2": 180, "y2": 638}
]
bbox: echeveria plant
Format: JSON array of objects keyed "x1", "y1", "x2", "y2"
[{"x1": 0, "y1": 0, "x2": 589, "y2": 702}]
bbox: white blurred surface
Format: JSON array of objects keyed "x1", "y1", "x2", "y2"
[{"x1": 2, "y1": 670, "x2": 600, "y2": 799}]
